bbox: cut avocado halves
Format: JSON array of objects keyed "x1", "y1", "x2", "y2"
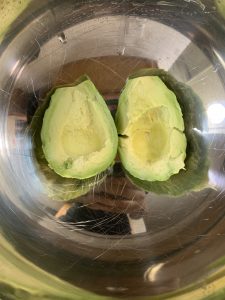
[
  {"x1": 41, "y1": 77, "x2": 118, "y2": 179},
  {"x1": 30, "y1": 76, "x2": 117, "y2": 201},
  {"x1": 116, "y1": 75, "x2": 187, "y2": 181},
  {"x1": 116, "y1": 69, "x2": 209, "y2": 196}
]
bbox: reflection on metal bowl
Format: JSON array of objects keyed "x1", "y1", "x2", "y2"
[{"x1": 1, "y1": 1, "x2": 225, "y2": 299}]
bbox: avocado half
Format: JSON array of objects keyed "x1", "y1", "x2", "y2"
[
  {"x1": 41, "y1": 77, "x2": 118, "y2": 179},
  {"x1": 116, "y1": 69, "x2": 209, "y2": 196},
  {"x1": 30, "y1": 75, "x2": 117, "y2": 201}
]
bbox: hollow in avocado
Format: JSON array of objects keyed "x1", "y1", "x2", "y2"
[
  {"x1": 41, "y1": 78, "x2": 118, "y2": 179},
  {"x1": 116, "y1": 69, "x2": 209, "y2": 196},
  {"x1": 116, "y1": 76, "x2": 187, "y2": 182},
  {"x1": 30, "y1": 76, "x2": 115, "y2": 201}
]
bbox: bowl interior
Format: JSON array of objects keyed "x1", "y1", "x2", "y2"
[{"x1": 1, "y1": 1, "x2": 225, "y2": 297}]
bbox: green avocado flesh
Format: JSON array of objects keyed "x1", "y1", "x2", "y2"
[
  {"x1": 116, "y1": 76, "x2": 187, "y2": 182},
  {"x1": 30, "y1": 76, "x2": 111, "y2": 201},
  {"x1": 41, "y1": 79, "x2": 118, "y2": 180},
  {"x1": 116, "y1": 68, "x2": 209, "y2": 196}
]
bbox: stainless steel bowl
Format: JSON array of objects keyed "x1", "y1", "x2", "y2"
[{"x1": 1, "y1": 1, "x2": 225, "y2": 299}]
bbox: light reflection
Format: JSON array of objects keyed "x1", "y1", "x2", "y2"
[
  {"x1": 144, "y1": 263, "x2": 165, "y2": 282},
  {"x1": 193, "y1": 128, "x2": 203, "y2": 134},
  {"x1": 208, "y1": 170, "x2": 225, "y2": 190},
  {"x1": 207, "y1": 103, "x2": 225, "y2": 124},
  {"x1": 212, "y1": 48, "x2": 225, "y2": 70}
]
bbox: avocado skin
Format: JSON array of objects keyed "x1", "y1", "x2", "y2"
[
  {"x1": 29, "y1": 76, "x2": 107, "y2": 201},
  {"x1": 122, "y1": 69, "x2": 209, "y2": 196},
  {"x1": 116, "y1": 75, "x2": 187, "y2": 182}
]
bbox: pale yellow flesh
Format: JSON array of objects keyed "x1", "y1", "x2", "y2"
[
  {"x1": 130, "y1": 107, "x2": 170, "y2": 163},
  {"x1": 60, "y1": 95, "x2": 105, "y2": 158},
  {"x1": 116, "y1": 76, "x2": 187, "y2": 181},
  {"x1": 41, "y1": 80, "x2": 118, "y2": 179}
]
